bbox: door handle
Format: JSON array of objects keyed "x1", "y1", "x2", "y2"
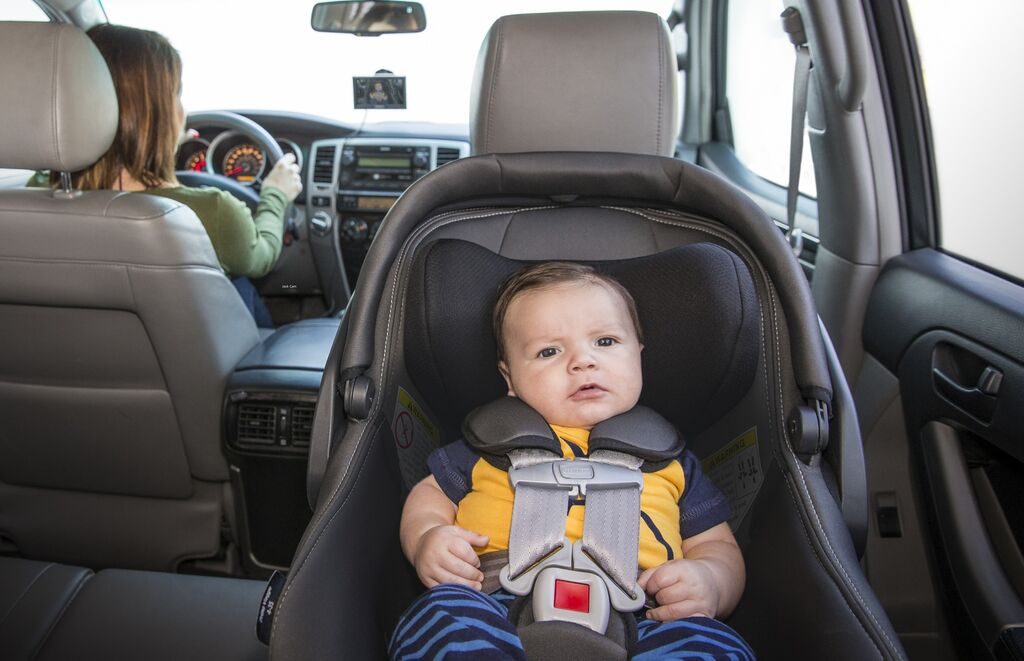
[{"x1": 933, "y1": 366, "x2": 1002, "y2": 423}]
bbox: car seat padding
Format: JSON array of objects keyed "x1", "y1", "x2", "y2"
[{"x1": 405, "y1": 238, "x2": 760, "y2": 440}]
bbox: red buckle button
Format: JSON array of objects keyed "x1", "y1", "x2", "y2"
[{"x1": 553, "y1": 579, "x2": 590, "y2": 613}]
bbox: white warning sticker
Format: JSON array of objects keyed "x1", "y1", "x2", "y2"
[
  {"x1": 393, "y1": 387, "x2": 441, "y2": 486},
  {"x1": 701, "y1": 427, "x2": 762, "y2": 530}
]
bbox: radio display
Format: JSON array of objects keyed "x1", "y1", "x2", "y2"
[
  {"x1": 357, "y1": 196, "x2": 396, "y2": 211},
  {"x1": 357, "y1": 155, "x2": 411, "y2": 169}
]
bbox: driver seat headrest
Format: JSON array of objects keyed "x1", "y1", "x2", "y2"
[
  {"x1": 0, "y1": 22, "x2": 118, "y2": 172},
  {"x1": 470, "y1": 11, "x2": 679, "y2": 156}
]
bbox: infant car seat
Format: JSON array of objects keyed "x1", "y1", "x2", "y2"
[{"x1": 267, "y1": 11, "x2": 905, "y2": 661}]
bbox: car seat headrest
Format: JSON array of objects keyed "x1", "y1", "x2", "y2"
[
  {"x1": 470, "y1": 11, "x2": 679, "y2": 157},
  {"x1": 404, "y1": 239, "x2": 760, "y2": 439},
  {"x1": 0, "y1": 22, "x2": 118, "y2": 172}
]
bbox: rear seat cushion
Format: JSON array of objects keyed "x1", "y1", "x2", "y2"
[
  {"x1": 0, "y1": 556, "x2": 267, "y2": 661},
  {"x1": 0, "y1": 557, "x2": 90, "y2": 661},
  {"x1": 35, "y1": 569, "x2": 268, "y2": 661}
]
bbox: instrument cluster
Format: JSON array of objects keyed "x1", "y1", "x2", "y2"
[{"x1": 176, "y1": 132, "x2": 303, "y2": 186}]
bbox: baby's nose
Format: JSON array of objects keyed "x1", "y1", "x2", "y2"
[{"x1": 569, "y1": 351, "x2": 597, "y2": 371}]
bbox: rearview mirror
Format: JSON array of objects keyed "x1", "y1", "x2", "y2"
[{"x1": 311, "y1": 1, "x2": 426, "y2": 35}]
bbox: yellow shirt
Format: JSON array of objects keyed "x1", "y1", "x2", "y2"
[{"x1": 452, "y1": 425, "x2": 686, "y2": 570}]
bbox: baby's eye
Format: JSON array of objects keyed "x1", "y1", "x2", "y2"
[
  {"x1": 537, "y1": 347, "x2": 558, "y2": 358},
  {"x1": 596, "y1": 337, "x2": 618, "y2": 347}
]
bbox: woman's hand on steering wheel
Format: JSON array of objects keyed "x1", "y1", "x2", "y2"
[{"x1": 262, "y1": 153, "x2": 303, "y2": 202}]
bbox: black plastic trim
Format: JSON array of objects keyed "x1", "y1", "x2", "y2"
[
  {"x1": 864, "y1": 0, "x2": 938, "y2": 250},
  {"x1": 864, "y1": 249, "x2": 1024, "y2": 373},
  {"x1": 920, "y1": 422, "x2": 1024, "y2": 648}
]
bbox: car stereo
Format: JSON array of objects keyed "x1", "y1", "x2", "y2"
[{"x1": 338, "y1": 144, "x2": 431, "y2": 191}]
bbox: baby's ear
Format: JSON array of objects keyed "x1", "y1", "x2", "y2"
[{"x1": 498, "y1": 361, "x2": 516, "y2": 397}]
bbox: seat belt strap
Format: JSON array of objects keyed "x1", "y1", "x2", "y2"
[
  {"x1": 580, "y1": 450, "x2": 643, "y2": 598},
  {"x1": 782, "y1": 7, "x2": 811, "y2": 258}
]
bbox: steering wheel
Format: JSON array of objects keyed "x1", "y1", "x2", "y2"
[{"x1": 176, "y1": 110, "x2": 285, "y2": 215}]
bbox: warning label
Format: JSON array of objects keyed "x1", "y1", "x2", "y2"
[
  {"x1": 393, "y1": 387, "x2": 441, "y2": 486},
  {"x1": 701, "y1": 427, "x2": 762, "y2": 530}
]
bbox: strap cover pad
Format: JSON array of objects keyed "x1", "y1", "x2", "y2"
[
  {"x1": 463, "y1": 397, "x2": 684, "y2": 462},
  {"x1": 463, "y1": 397, "x2": 561, "y2": 456}
]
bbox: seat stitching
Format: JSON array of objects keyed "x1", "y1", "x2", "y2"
[
  {"x1": 767, "y1": 283, "x2": 899, "y2": 658},
  {"x1": 757, "y1": 277, "x2": 882, "y2": 656},
  {"x1": 485, "y1": 20, "x2": 505, "y2": 154},
  {"x1": 654, "y1": 13, "x2": 664, "y2": 154},
  {"x1": 0, "y1": 256, "x2": 223, "y2": 273},
  {"x1": 50, "y1": 29, "x2": 61, "y2": 169},
  {"x1": 28, "y1": 569, "x2": 92, "y2": 661},
  {"x1": 0, "y1": 563, "x2": 53, "y2": 629}
]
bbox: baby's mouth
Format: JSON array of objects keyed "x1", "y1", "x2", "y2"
[{"x1": 571, "y1": 383, "x2": 606, "y2": 400}]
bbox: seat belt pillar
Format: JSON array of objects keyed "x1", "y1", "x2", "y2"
[{"x1": 781, "y1": 6, "x2": 811, "y2": 259}]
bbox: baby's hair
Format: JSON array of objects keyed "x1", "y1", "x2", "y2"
[{"x1": 493, "y1": 261, "x2": 643, "y2": 362}]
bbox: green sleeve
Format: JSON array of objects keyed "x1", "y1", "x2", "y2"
[
  {"x1": 212, "y1": 186, "x2": 288, "y2": 279},
  {"x1": 25, "y1": 170, "x2": 52, "y2": 188}
]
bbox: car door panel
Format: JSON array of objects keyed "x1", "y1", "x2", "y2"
[{"x1": 864, "y1": 247, "x2": 1024, "y2": 658}]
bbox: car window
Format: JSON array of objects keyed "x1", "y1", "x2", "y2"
[
  {"x1": 4, "y1": 3, "x2": 47, "y2": 20},
  {"x1": 907, "y1": 0, "x2": 1024, "y2": 280},
  {"x1": 726, "y1": 0, "x2": 816, "y2": 197},
  {"x1": 99, "y1": 0, "x2": 675, "y2": 127}
]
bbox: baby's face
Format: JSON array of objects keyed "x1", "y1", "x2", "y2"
[{"x1": 499, "y1": 281, "x2": 643, "y2": 429}]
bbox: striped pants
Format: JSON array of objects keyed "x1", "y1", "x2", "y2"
[{"x1": 389, "y1": 584, "x2": 756, "y2": 660}]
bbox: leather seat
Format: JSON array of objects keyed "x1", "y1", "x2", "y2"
[
  {"x1": 0, "y1": 22, "x2": 262, "y2": 570},
  {"x1": 0, "y1": 555, "x2": 267, "y2": 661}
]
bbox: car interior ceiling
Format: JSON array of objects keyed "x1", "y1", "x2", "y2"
[{"x1": 5, "y1": 1, "x2": 1024, "y2": 660}]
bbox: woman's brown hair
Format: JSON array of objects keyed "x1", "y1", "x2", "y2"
[{"x1": 69, "y1": 24, "x2": 182, "y2": 189}]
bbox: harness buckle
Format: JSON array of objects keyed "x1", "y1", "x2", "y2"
[{"x1": 531, "y1": 566, "x2": 611, "y2": 634}]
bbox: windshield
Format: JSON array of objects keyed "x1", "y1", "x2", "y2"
[{"x1": 99, "y1": 0, "x2": 675, "y2": 128}]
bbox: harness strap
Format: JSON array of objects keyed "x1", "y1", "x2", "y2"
[
  {"x1": 581, "y1": 451, "x2": 643, "y2": 599},
  {"x1": 506, "y1": 448, "x2": 572, "y2": 579},
  {"x1": 505, "y1": 448, "x2": 644, "y2": 604}
]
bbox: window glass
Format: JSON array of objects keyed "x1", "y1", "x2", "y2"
[
  {"x1": 726, "y1": 0, "x2": 816, "y2": 197},
  {"x1": 908, "y1": 1, "x2": 1024, "y2": 280},
  {"x1": 4, "y1": 3, "x2": 47, "y2": 20},
  {"x1": 100, "y1": 0, "x2": 674, "y2": 127}
]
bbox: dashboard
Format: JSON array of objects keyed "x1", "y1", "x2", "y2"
[
  {"x1": 175, "y1": 115, "x2": 470, "y2": 316},
  {"x1": 305, "y1": 136, "x2": 470, "y2": 303}
]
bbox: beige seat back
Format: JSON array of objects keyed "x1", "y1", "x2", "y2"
[{"x1": 0, "y1": 22, "x2": 261, "y2": 570}]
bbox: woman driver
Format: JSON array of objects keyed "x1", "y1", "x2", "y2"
[{"x1": 40, "y1": 24, "x2": 302, "y2": 326}]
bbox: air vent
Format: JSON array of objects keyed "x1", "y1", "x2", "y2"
[
  {"x1": 237, "y1": 404, "x2": 276, "y2": 444},
  {"x1": 435, "y1": 147, "x2": 460, "y2": 167},
  {"x1": 312, "y1": 145, "x2": 336, "y2": 183},
  {"x1": 291, "y1": 405, "x2": 315, "y2": 447}
]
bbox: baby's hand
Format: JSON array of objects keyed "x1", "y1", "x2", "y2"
[
  {"x1": 413, "y1": 525, "x2": 489, "y2": 590},
  {"x1": 637, "y1": 558, "x2": 721, "y2": 621}
]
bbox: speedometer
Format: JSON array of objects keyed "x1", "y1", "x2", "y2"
[
  {"x1": 221, "y1": 144, "x2": 265, "y2": 184},
  {"x1": 184, "y1": 150, "x2": 206, "y2": 171}
]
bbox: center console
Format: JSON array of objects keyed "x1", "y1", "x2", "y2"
[
  {"x1": 304, "y1": 137, "x2": 470, "y2": 302},
  {"x1": 222, "y1": 318, "x2": 341, "y2": 575}
]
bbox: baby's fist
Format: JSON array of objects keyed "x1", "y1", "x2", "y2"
[
  {"x1": 638, "y1": 558, "x2": 720, "y2": 621},
  {"x1": 413, "y1": 525, "x2": 489, "y2": 590}
]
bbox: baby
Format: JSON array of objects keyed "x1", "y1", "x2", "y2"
[{"x1": 391, "y1": 262, "x2": 754, "y2": 660}]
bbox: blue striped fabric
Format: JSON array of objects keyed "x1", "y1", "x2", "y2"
[{"x1": 390, "y1": 584, "x2": 755, "y2": 660}]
